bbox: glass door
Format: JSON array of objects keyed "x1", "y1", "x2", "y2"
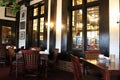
[
  {"x1": 87, "y1": 6, "x2": 99, "y2": 50},
  {"x1": 72, "y1": 9, "x2": 83, "y2": 49}
]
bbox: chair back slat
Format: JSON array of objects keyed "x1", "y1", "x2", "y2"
[
  {"x1": 22, "y1": 50, "x2": 40, "y2": 70},
  {"x1": 70, "y1": 54, "x2": 83, "y2": 80},
  {"x1": 30, "y1": 47, "x2": 41, "y2": 51}
]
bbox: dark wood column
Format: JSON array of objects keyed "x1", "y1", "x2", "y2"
[
  {"x1": 61, "y1": 0, "x2": 71, "y2": 52},
  {"x1": 99, "y1": 0, "x2": 109, "y2": 57}
]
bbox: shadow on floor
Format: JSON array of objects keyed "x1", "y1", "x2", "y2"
[{"x1": 0, "y1": 66, "x2": 73, "y2": 80}]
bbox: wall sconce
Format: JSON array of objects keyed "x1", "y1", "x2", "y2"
[
  {"x1": 50, "y1": 22, "x2": 54, "y2": 29},
  {"x1": 45, "y1": 22, "x2": 54, "y2": 30}
]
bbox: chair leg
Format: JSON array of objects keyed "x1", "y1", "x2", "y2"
[
  {"x1": 9, "y1": 65, "x2": 16, "y2": 76},
  {"x1": 9, "y1": 66, "x2": 13, "y2": 76}
]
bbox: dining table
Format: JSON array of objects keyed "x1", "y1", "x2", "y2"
[{"x1": 79, "y1": 58, "x2": 120, "y2": 80}]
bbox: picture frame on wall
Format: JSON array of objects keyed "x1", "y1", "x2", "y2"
[
  {"x1": 20, "y1": 22, "x2": 25, "y2": 29},
  {"x1": 19, "y1": 31, "x2": 25, "y2": 40},
  {"x1": 20, "y1": 10, "x2": 26, "y2": 21},
  {"x1": 5, "y1": 7, "x2": 16, "y2": 18}
]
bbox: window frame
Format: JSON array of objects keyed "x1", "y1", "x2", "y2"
[{"x1": 71, "y1": 0, "x2": 100, "y2": 51}]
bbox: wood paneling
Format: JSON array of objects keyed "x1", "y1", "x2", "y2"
[{"x1": 99, "y1": 0, "x2": 109, "y2": 57}]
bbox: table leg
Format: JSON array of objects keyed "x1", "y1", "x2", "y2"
[
  {"x1": 104, "y1": 70, "x2": 110, "y2": 80},
  {"x1": 16, "y1": 55, "x2": 18, "y2": 78}
]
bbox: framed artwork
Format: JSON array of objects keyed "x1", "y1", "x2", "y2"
[
  {"x1": 20, "y1": 22, "x2": 25, "y2": 29},
  {"x1": 5, "y1": 7, "x2": 16, "y2": 18},
  {"x1": 2, "y1": 26, "x2": 12, "y2": 44},
  {"x1": 19, "y1": 31, "x2": 25, "y2": 40},
  {"x1": 20, "y1": 10, "x2": 26, "y2": 21}
]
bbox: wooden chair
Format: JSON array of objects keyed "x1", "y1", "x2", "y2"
[
  {"x1": 48, "y1": 49, "x2": 59, "y2": 70},
  {"x1": 70, "y1": 54, "x2": 99, "y2": 80},
  {"x1": 8, "y1": 46, "x2": 23, "y2": 77},
  {"x1": 30, "y1": 47, "x2": 41, "y2": 51},
  {"x1": 70, "y1": 54, "x2": 84, "y2": 80},
  {"x1": 0, "y1": 46, "x2": 6, "y2": 67},
  {"x1": 30, "y1": 47, "x2": 48, "y2": 78},
  {"x1": 22, "y1": 50, "x2": 41, "y2": 78}
]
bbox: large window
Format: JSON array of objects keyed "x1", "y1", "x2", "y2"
[
  {"x1": 72, "y1": 0, "x2": 99, "y2": 50},
  {"x1": 32, "y1": 2, "x2": 45, "y2": 47},
  {"x1": 72, "y1": 0, "x2": 82, "y2": 6}
]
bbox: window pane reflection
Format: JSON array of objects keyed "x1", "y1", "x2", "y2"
[
  {"x1": 32, "y1": 19, "x2": 38, "y2": 45},
  {"x1": 40, "y1": 18, "x2": 44, "y2": 41},
  {"x1": 87, "y1": 6, "x2": 99, "y2": 50},
  {"x1": 41, "y1": 6, "x2": 44, "y2": 14},
  {"x1": 72, "y1": 0, "x2": 82, "y2": 6},
  {"x1": 72, "y1": 9, "x2": 83, "y2": 49},
  {"x1": 33, "y1": 8, "x2": 38, "y2": 16},
  {"x1": 33, "y1": 19, "x2": 38, "y2": 31},
  {"x1": 87, "y1": 0, "x2": 98, "y2": 3}
]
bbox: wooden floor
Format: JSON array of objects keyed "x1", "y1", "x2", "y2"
[
  {"x1": 0, "y1": 65, "x2": 73, "y2": 80},
  {"x1": 0, "y1": 65, "x2": 120, "y2": 80}
]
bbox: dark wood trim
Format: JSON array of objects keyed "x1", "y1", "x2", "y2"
[
  {"x1": 16, "y1": 11, "x2": 20, "y2": 48},
  {"x1": 67, "y1": 0, "x2": 72, "y2": 52},
  {"x1": 61, "y1": 0, "x2": 70, "y2": 52},
  {"x1": 82, "y1": 0, "x2": 87, "y2": 53},
  {"x1": 99, "y1": 0, "x2": 109, "y2": 57},
  {"x1": 18, "y1": 0, "x2": 31, "y2": 7},
  {"x1": 49, "y1": 0, "x2": 57, "y2": 52},
  {"x1": 85, "y1": 1, "x2": 99, "y2": 7}
]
